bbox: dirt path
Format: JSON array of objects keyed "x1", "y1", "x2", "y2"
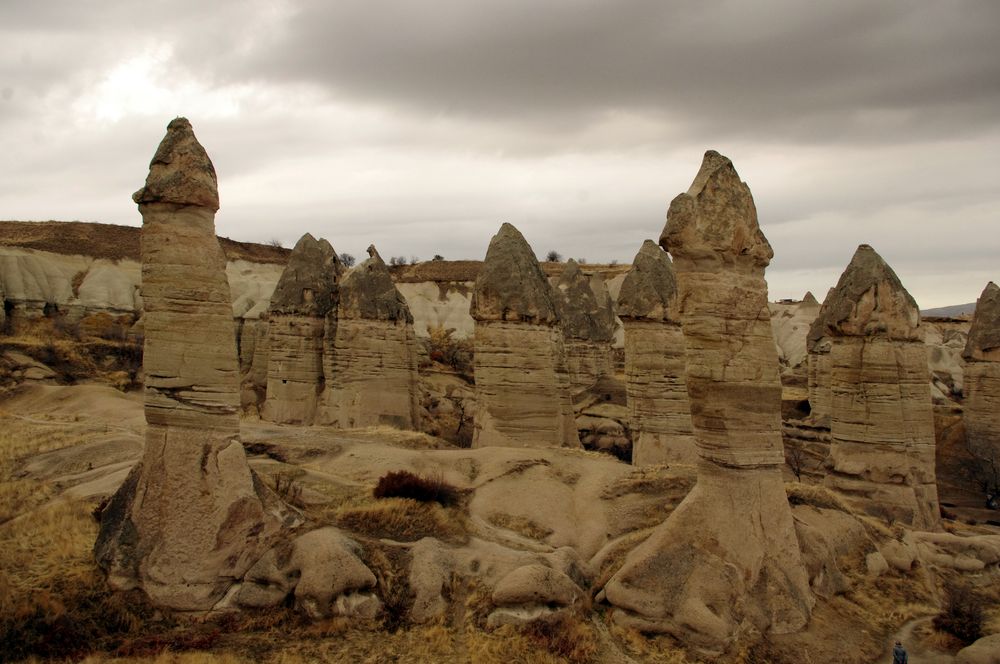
[{"x1": 888, "y1": 616, "x2": 955, "y2": 664}]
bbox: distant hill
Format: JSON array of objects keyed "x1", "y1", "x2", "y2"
[{"x1": 921, "y1": 302, "x2": 976, "y2": 318}]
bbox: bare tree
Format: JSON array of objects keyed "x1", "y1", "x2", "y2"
[
  {"x1": 545, "y1": 250, "x2": 562, "y2": 262},
  {"x1": 339, "y1": 252, "x2": 356, "y2": 267},
  {"x1": 786, "y1": 438, "x2": 809, "y2": 482},
  {"x1": 963, "y1": 438, "x2": 1000, "y2": 509}
]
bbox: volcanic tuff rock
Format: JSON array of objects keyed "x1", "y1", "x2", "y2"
[
  {"x1": 470, "y1": 223, "x2": 577, "y2": 448},
  {"x1": 552, "y1": 259, "x2": 615, "y2": 393},
  {"x1": 821, "y1": 245, "x2": 939, "y2": 528},
  {"x1": 806, "y1": 288, "x2": 836, "y2": 424},
  {"x1": 616, "y1": 240, "x2": 696, "y2": 465},
  {"x1": 962, "y1": 282, "x2": 1000, "y2": 468},
  {"x1": 319, "y1": 246, "x2": 419, "y2": 429},
  {"x1": 263, "y1": 234, "x2": 343, "y2": 425},
  {"x1": 95, "y1": 118, "x2": 296, "y2": 610},
  {"x1": 604, "y1": 151, "x2": 813, "y2": 647}
]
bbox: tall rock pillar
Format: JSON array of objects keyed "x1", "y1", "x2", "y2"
[
  {"x1": 963, "y1": 282, "x2": 1000, "y2": 475},
  {"x1": 604, "y1": 151, "x2": 812, "y2": 648},
  {"x1": 820, "y1": 245, "x2": 939, "y2": 528},
  {"x1": 552, "y1": 259, "x2": 615, "y2": 394},
  {"x1": 470, "y1": 223, "x2": 578, "y2": 448},
  {"x1": 616, "y1": 240, "x2": 696, "y2": 465},
  {"x1": 318, "y1": 246, "x2": 419, "y2": 429},
  {"x1": 262, "y1": 233, "x2": 342, "y2": 425},
  {"x1": 95, "y1": 118, "x2": 293, "y2": 610}
]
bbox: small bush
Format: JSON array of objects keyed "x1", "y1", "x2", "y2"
[
  {"x1": 373, "y1": 470, "x2": 460, "y2": 507},
  {"x1": 516, "y1": 614, "x2": 599, "y2": 663},
  {"x1": 933, "y1": 583, "x2": 984, "y2": 645},
  {"x1": 426, "y1": 325, "x2": 473, "y2": 378}
]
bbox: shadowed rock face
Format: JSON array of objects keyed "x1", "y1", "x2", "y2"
[
  {"x1": 470, "y1": 224, "x2": 577, "y2": 448},
  {"x1": 604, "y1": 151, "x2": 813, "y2": 648},
  {"x1": 553, "y1": 259, "x2": 615, "y2": 393},
  {"x1": 962, "y1": 282, "x2": 1000, "y2": 477},
  {"x1": 95, "y1": 118, "x2": 295, "y2": 610},
  {"x1": 616, "y1": 240, "x2": 695, "y2": 465},
  {"x1": 822, "y1": 245, "x2": 939, "y2": 528},
  {"x1": 319, "y1": 246, "x2": 419, "y2": 429},
  {"x1": 263, "y1": 234, "x2": 343, "y2": 425},
  {"x1": 806, "y1": 288, "x2": 837, "y2": 424}
]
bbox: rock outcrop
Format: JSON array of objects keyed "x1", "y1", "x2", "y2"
[
  {"x1": 469, "y1": 223, "x2": 578, "y2": 448},
  {"x1": 95, "y1": 118, "x2": 295, "y2": 610},
  {"x1": 616, "y1": 240, "x2": 696, "y2": 465},
  {"x1": 552, "y1": 260, "x2": 615, "y2": 394},
  {"x1": 319, "y1": 246, "x2": 419, "y2": 429},
  {"x1": 805, "y1": 288, "x2": 836, "y2": 425},
  {"x1": 962, "y1": 282, "x2": 1000, "y2": 468},
  {"x1": 604, "y1": 151, "x2": 813, "y2": 648},
  {"x1": 262, "y1": 234, "x2": 343, "y2": 425},
  {"x1": 817, "y1": 245, "x2": 939, "y2": 528}
]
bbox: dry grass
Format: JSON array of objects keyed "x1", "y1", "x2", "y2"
[
  {"x1": 486, "y1": 511, "x2": 554, "y2": 541},
  {"x1": 335, "y1": 497, "x2": 469, "y2": 543},
  {"x1": 784, "y1": 481, "x2": 851, "y2": 512}
]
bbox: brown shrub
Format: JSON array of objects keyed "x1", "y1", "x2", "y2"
[
  {"x1": 373, "y1": 470, "x2": 461, "y2": 507},
  {"x1": 933, "y1": 583, "x2": 984, "y2": 645}
]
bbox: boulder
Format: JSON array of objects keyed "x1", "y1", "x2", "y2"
[
  {"x1": 956, "y1": 634, "x2": 1000, "y2": 664},
  {"x1": 616, "y1": 240, "x2": 696, "y2": 465}
]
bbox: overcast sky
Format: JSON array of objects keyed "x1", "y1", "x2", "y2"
[{"x1": 2, "y1": 0, "x2": 998, "y2": 307}]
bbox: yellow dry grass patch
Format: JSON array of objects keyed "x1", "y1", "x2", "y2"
[
  {"x1": 486, "y1": 510, "x2": 553, "y2": 541},
  {"x1": 334, "y1": 496, "x2": 469, "y2": 543}
]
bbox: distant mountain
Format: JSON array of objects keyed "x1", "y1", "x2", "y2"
[{"x1": 921, "y1": 302, "x2": 976, "y2": 318}]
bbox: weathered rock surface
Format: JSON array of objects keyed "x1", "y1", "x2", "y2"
[
  {"x1": 262, "y1": 234, "x2": 343, "y2": 425},
  {"x1": 604, "y1": 151, "x2": 813, "y2": 648},
  {"x1": 616, "y1": 240, "x2": 696, "y2": 465},
  {"x1": 552, "y1": 260, "x2": 615, "y2": 394},
  {"x1": 956, "y1": 634, "x2": 1000, "y2": 664},
  {"x1": 963, "y1": 282, "x2": 1000, "y2": 467},
  {"x1": 95, "y1": 118, "x2": 295, "y2": 610},
  {"x1": 237, "y1": 527, "x2": 381, "y2": 619},
  {"x1": 806, "y1": 288, "x2": 836, "y2": 425},
  {"x1": 771, "y1": 291, "x2": 821, "y2": 387},
  {"x1": 319, "y1": 246, "x2": 419, "y2": 429},
  {"x1": 469, "y1": 223, "x2": 577, "y2": 448},
  {"x1": 817, "y1": 245, "x2": 939, "y2": 528}
]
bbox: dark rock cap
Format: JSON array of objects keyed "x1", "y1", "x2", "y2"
[
  {"x1": 338, "y1": 245, "x2": 413, "y2": 322},
  {"x1": 133, "y1": 117, "x2": 220, "y2": 211},
  {"x1": 808, "y1": 244, "x2": 920, "y2": 342},
  {"x1": 963, "y1": 281, "x2": 1000, "y2": 359},
  {"x1": 616, "y1": 240, "x2": 678, "y2": 322},
  {"x1": 470, "y1": 223, "x2": 560, "y2": 325},
  {"x1": 268, "y1": 233, "x2": 344, "y2": 316},
  {"x1": 660, "y1": 150, "x2": 772, "y2": 267},
  {"x1": 553, "y1": 259, "x2": 615, "y2": 342}
]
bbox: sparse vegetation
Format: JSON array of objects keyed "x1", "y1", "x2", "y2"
[
  {"x1": 545, "y1": 250, "x2": 562, "y2": 262},
  {"x1": 486, "y1": 511, "x2": 553, "y2": 541},
  {"x1": 335, "y1": 497, "x2": 468, "y2": 543},
  {"x1": 373, "y1": 469, "x2": 461, "y2": 507},
  {"x1": 962, "y1": 438, "x2": 1000, "y2": 509},
  {"x1": 785, "y1": 481, "x2": 852, "y2": 512},
  {"x1": 933, "y1": 582, "x2": 984, "y2": 645},
  {"x1": 425, "y1": 325, "x2": 473, "y2": 379}
]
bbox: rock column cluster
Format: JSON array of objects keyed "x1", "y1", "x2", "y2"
[
  {"x1": 319, "y1": 246, "x2": 420, "y2": 429},
  {"x1": 96, "y1": 118, "x2": 294, "y2": 610},
  {"x1": 263, "y1": 234, "x2": 343, "y2": 424},
  {"x1": 552, "y1": 259, "x2": 616, "y2": 394},
  {"x1": 616, "y1": 240, "x2": 696, "y2": 465},
  {"x1": 470, "y1": 223, "x2": 578, "y2": 448},
  {"x1": 818, "y1": 245, "x2": 939, "y2": 528},
  {"x1": 963, "y1": 282, "x2": 1000, "y2": 470},
  {"x1": 604, "y1": 151, "x2": 812, "y2": 647}
]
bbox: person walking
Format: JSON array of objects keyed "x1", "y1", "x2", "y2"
[{"x1": 893, "y1": 640, "x2": 908, "y2": 664}]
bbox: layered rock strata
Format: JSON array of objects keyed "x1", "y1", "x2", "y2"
[
  {"x1": 805, "y1": 288, "x2": 836, "y2": 425},
  {"x1": 262, "y1": 233, "x2": 342, "y2": 424},
  {"x1": 961, "y1": 282, "x2": 1000, "y2": 473},
  {"x1": 319, "y1": 246, "x2": 419, "y2": 429},
  {"x1": 818, "y1": 245, "x2": 939, "y2": 528},
  {"x1": 604, "y1": 151, "x2": 813, "y2": 648},
  {"x1": 616, "y1": 240, "x2": 696, "y2": 465},
  {"x1": 95, "y1": 118, "x2": 294, "y2": 610},
  {"x1": 552, "y1": 260, "x2": 615, "y2": 394},
  {"x1": 470, "y1": 223, "x2": 578, "y2": 448}
]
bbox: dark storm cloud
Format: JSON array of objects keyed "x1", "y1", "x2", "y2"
[{"x1": 237, "y1": 0, "x2": 1000, "y2": 145}]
